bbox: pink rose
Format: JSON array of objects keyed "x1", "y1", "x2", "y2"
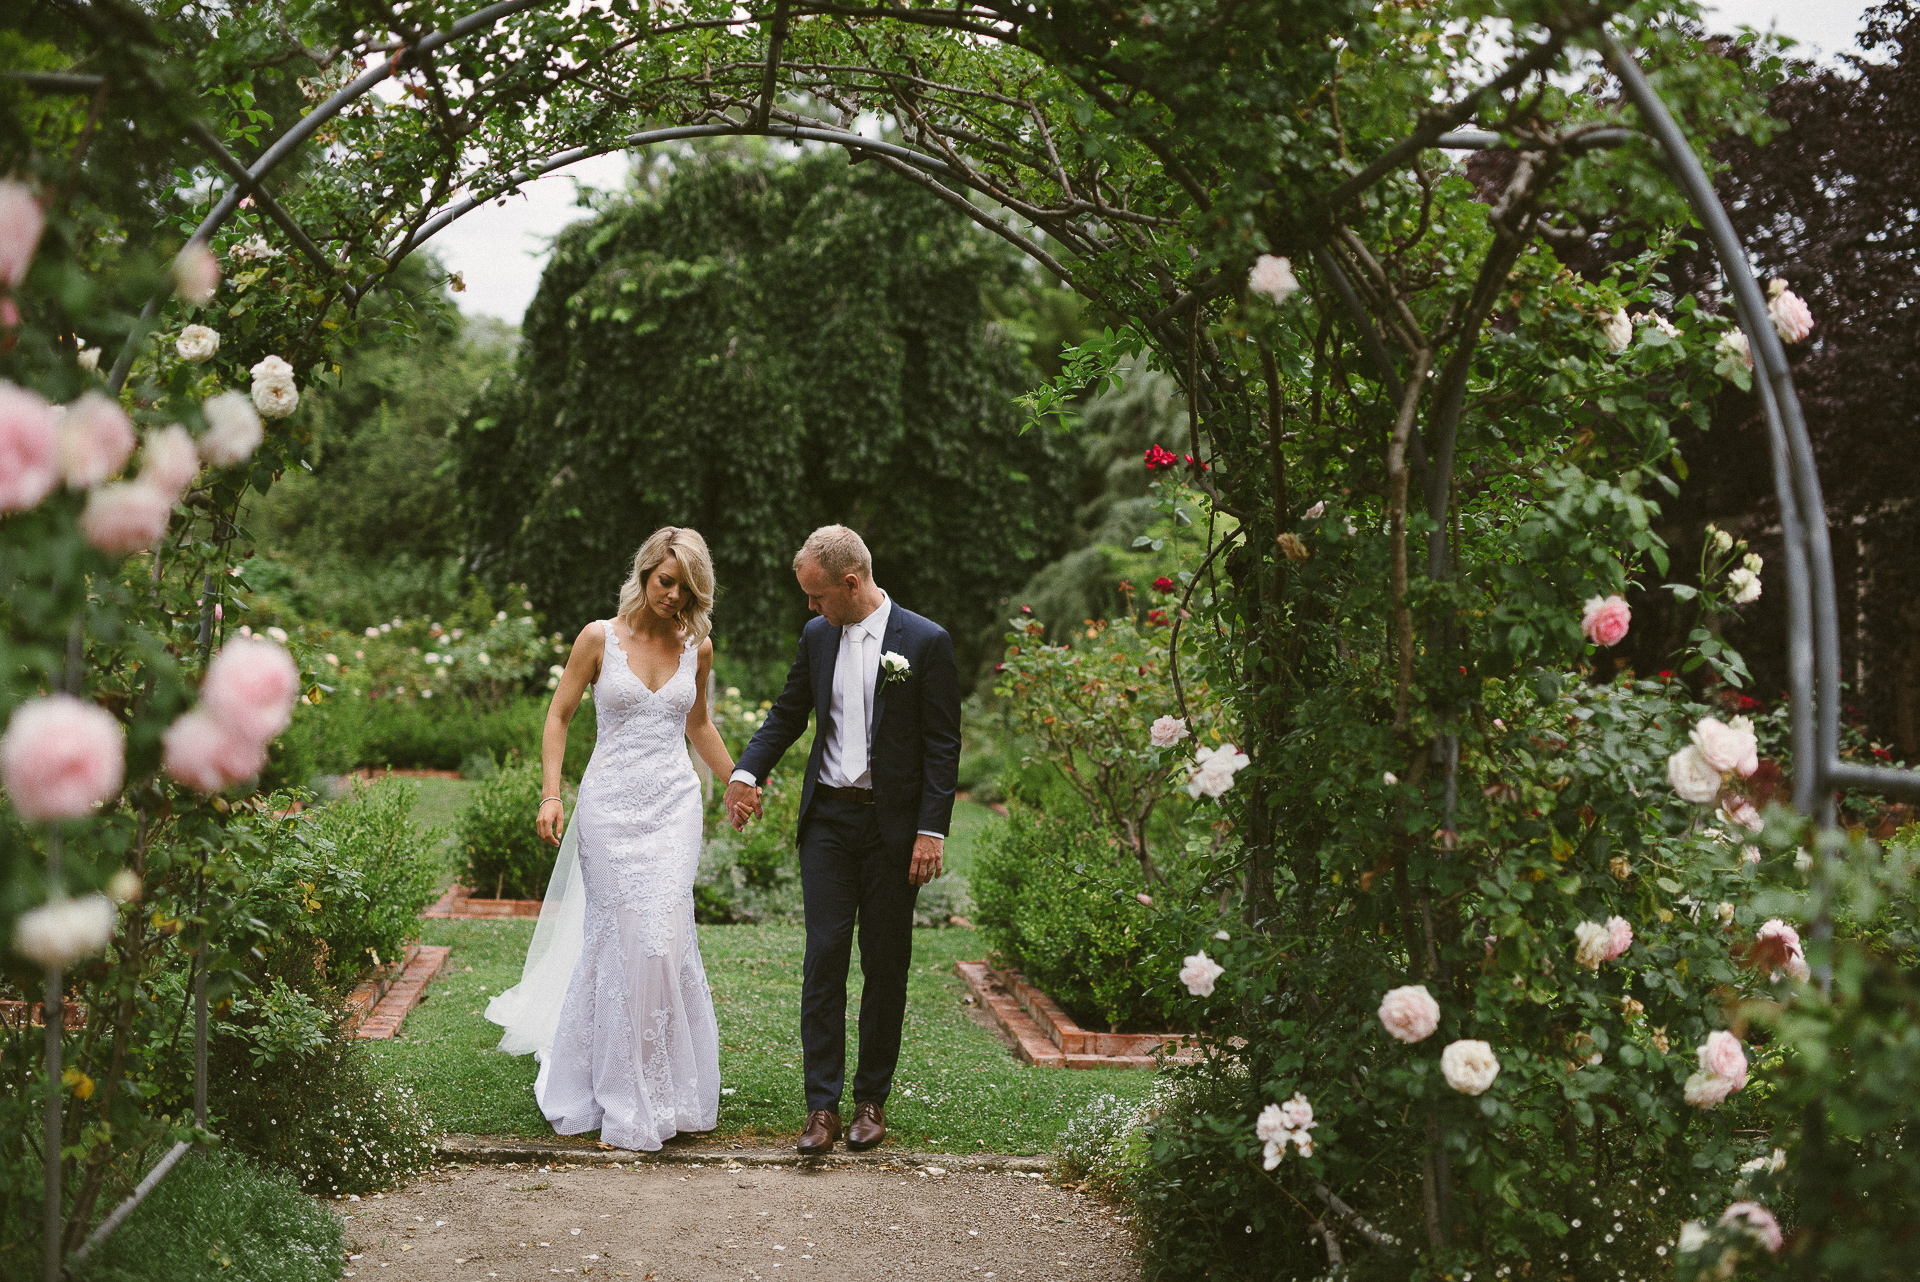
[
  {"x1": 1718, "y1": 1201, "x2": 1783, "y2": 1254},
  {"x1": 81, "y1": 482, "x2": 174, "y2": 555},
  {"x1": 1149, "y1": 715, "x2": 1189, "y2": 748},
  {"x1": 1377, "y1": 983, "x2": 1441, "y2": 1043},
  {"x1": 161, "y1": 710, "x2": 266, "y2": 793},
  {"x1": 1721, "y1": 796, "x2": 1762, "y2": 832},
  {"x1": 1690, "y1": 716, "x2": 1756, "y2": 776},
  {"x1": 200, "y1": 637, "x2": 301, "y2": 743},
  {"x1": 1179, "y1": 950, "x2": 1224, "y2": 997},
  {"x1": 1277, "y1": 1091, "x2": 1314, "y2": 1132},
  {"x1": 1247, "y1": 255, "x2": 1299, "y2": 303},
  {"x1": 1727, "y1": 715, "x2": 1760, "y2": 777},
  {"x1": 1580, "y1": 594, "x2": 1631, "y2": 646},
  {"x1": 0, "y1": 181, "x2": 45, "y2": 289},
  {"x1": 1603, "y1": 915, "x2": 1633, "y2": 962},
  {"x1": 57, "y1": 392, "x2": 136, "y2": 488},
  {"x1": 1683, "y1": 1069, "x2": 1736, "y2": 1109},
  {"x1": 173, "y1": 241, "x2": 219, "y2": 306},
  {"x1": 138, "y1": 425, "x2": 200, "y2": 501},
  {"x1": 1699, "y1": 1030, "x2": 1749, "y2": 1091},
  {"x1": 0, "y1": 381, "x2": 60, "y2": 513},
  {"x1": 1767, "y1": 280, "x2": 1813, "y2": 345},
  {"x1": 1754, "y1": 918, "x2": 1810, "y2": 983},
  {"x1": 1, "y1": 694, "x2": 125, "y2": 821}
]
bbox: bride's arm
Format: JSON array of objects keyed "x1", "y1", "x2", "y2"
[
  {"x1": 684, "y1": 638, "x2": 735, "y2": 780},
  {"x1": 536, "y1": 622, "x2": 603, "y2": 847}
]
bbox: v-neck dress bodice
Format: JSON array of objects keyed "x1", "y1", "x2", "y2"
[{"x1": 533, "y1": 621, "x2": 719, "y2": 1150}]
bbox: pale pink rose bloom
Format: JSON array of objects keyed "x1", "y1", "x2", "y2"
[
  {"x1": 173, "y1": 241, "x2": 219, "y2": 306},
  {"x1": 1254, "y1": 1102, "x2": 1288, "y2": 1144},
  {"x1": 1690, "y1": 716, "x2": 1757, "y2": 776},
  {"x1": 1728, "y1": 715, "x2": 1760, "y2": 776},
  {"x1": 1582, "y1": 594, "x2": 1628, "y2": 644},
  {"x1": 1573, "y1": 920, "x2": 1611, "y2": 969},
  {"x1": 251, "y1": 378, "x2": 299, "y2": 419},
  {"x1": 138, "y1": 425, "x2": 200, "y2": 501},
  {"x1": 1683, "y1": 1068, "x2": 1736, "y2": 1109},
  {"x1": 1149, "y1": 715, "x2": 1189, "y2": 748},
  {"x1": 1721, "y1": 796, "x2": 1762, "y2": 832},
  {"x1": 1699, "y1": 1030, "x2": 1749, "y2": 1091},
  {"x1": 1742, "y1": 845, "x2": 1762, "y2": 864},
  {"x1": 1580, "y1": 594, "x2": 1631, "y2": 646},
  {"x1": 81, "y1": 482, "x2": 174, "y2": 555},
  {"x1": 1667, "y1": 745, "x2": 1723, "y2": 804},
  {"x1": 1716, "y1": 327, "x2": 1753, "y2": 372},
  {"x1": 1, "y1": 694, "x2": 125, "y2": 821},
  {"x1": 1604, "y1": 915, "x2": 1633, "y2": 961},
  {"x1": 1440, "y1": 1039, "x2": 1500, "y2": 1095},
  {"x1": 201, "y1": 637, "x2": 301, "y2": 743},
  {"x1": 1135, "y1": 892, "x2": 1152, "y2": 906},
  {"x1": 1602, "y1": 308, "x2": 1632, "y2": 354},
  {"x1": 1247, "y1": 255, "x2": 1299, "y2": 303},
  {"x1": 0, "y1": 380, "x2": 60, "y2": 513},
  {"x1": 13, "y1": 893, "x2": 117, "y2": 967},
  {"x1": 1756, "y1": 918, "x2": 1811, "y2": 983},
  {"x1": 1179, "y1": 950, "x2": 1224, "y2": 997},
  {"x1": 1377, "y1": 983, "x2": 1441, "y2": 1043},
  {"x1": 1301, "y1": 500, "x2": 1326, "y2": 520},
  {"x1": 1767, "y1": 280, "x2": 1814, "y2": 344},
  {"x1": 161, "y1": 710, "x2": 265, "y2": 793},
  {"x1": 58, "y1": 392, "x2": 137, "y2": 488},
  {"x1": 1186, "y1": 744, "x2": 1249, "y2": 799},
  {"x1": 1277, "y1": 1092, "x2": 1314, "y2": 1132},
  {"x1": 0, "y1": 181, "x2": 45, "y2": 289},
  {"x1": 199, "y1": 391, "x2": 263, "y2": 466},
  {"x1": 1718, "y1": 1201, "x2": 1784, "y2": 1253}
]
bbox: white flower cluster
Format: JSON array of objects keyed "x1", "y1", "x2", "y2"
[
  {"x1": 249, "y1": 354, "x2": 300, "y2": 420},
  {"x1": 1667, "y1": 715, "x2": 1759, "y2": 806},
  {"x1": 1254, "y1": 1092, "x2": 1316, "y2": 1167},
  {"x1": 1186, "y1": 743, "x2": 1249, "y2": 798}
]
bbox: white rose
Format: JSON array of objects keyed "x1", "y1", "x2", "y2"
[
  {"x1": 1572, "y1": 920, "x2": 1610, "y2": 970},
  {"x1": 1728, "y1": 567, "x2": 1761, "y2": 604},
  {"x1": 13, "y1": 893, "x2": 117, "y2": 968},
  {"x1": 1677, "y1": 1222, "x2": 1710, "y2": 1254},
  {"x1": 1247, "y1": 254, "x2": 1298, "y2": 304},
  {"x1": 76, "y1": 346, "x2": 101, "y2": 372},
  {"x1": 1667, "y1": 745, "x2": 1723, "y2": 805},
  {"x1": 252, "y1": 376, "x2": 299, "y2": 420},
  {"x1": 1715, "y1": 327, "x2": 1753, "y2": 373},
  {"x1": 175, "y1": 325, "x2": 220, "y2": 364},
  {"x1": 1148, "y1": 715, "x2": 1189, "y2": 748},
  {"x1": 249, "y1": 354, "x2": 294, "y2": 383},
  {"x1": 1601, "y1": 308, "x2": 1632, "y2": 355},
  {"x1": 1710, "y1": 527, "x2": 1735, "y2": 554},
  {"x1": 199, "y1": 391, "x2": 263, "y2": 466},
  {"x1": 1186, "y1": 743, "x2": 1249, "y2": 799},
  {"x1": 1691, "y1": 717, "x2": 1757, "y2": 776},
  {"x1": 1440, "y1": 1039, "x2": 1500, "y2": 1096},
  {"x1": 1179, "y1": 950, "x2": 1224, "y2": 997}
]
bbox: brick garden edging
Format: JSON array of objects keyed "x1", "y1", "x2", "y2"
[
  {"x1": 346, "y1": 943, "x2": 451, "y2": 1039},
  {"x1": 422, "y1": 882, "x2": 544, "y2": 920},
  {"x1": 954, "y1": 960, "x2": 1196, "y2": 1069}
]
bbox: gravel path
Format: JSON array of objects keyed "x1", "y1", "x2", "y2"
[{"x1": 334, "y1": 1156, "x2": 1139, "y2": 1282}]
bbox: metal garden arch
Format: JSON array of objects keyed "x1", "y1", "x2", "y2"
[{"x1": 18, "y1": 5, "x2": 1917, "y2": 1276}]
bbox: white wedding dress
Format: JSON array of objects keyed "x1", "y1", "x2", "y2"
[{"x1": 485, "y1": 623, "x2": 720, "y2": 1150}]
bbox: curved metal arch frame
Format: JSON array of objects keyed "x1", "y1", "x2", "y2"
[{"x1": 55, "y1": 11, "x2": 1919, "y2": 1275}]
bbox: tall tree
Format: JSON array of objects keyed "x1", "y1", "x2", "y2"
[{"x1": 453, "y1": 150, "x2": 1083, "y2": 674}]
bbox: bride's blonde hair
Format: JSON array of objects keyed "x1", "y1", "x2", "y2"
[{"x1": 617, "y1": 526, "x2": 715, "y2": 648}]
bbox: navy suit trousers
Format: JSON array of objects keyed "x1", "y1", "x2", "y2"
[{"x1": 798, "y1": 793, "x2": 920, "y2": 1111}]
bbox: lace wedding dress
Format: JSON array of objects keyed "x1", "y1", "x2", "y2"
[{"x1": 485, "y1": 623, "x2": 720, "y2": 1150}]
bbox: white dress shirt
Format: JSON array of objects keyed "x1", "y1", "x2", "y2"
[{"x1": 730, "y1": 592, "x2": 942, "y2": 839}]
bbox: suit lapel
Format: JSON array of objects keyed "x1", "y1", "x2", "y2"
[{"x1": 870, "y1": 611, "x2": 909, "y2": 736}]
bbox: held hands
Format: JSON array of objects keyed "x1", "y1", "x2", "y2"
[
  {"x1": 909, "y1": 833, "x2": 944, "y2": 887},
  {"x1": 724, "y1": 779, "x2": 764, "y2": 831},
  {"x1": 536, "y1": 797, "x2": 566, "y2": 847}
]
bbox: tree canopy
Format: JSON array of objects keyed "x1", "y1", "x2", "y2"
[{"x1": 452, "y1": 149, "x2": 1083, "y2": 669}]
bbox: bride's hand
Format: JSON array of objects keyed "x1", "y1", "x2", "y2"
[{"x1": 536, "y1": 797, "x2": 566, "y2": 846}]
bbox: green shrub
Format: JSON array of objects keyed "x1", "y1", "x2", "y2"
[
  {"x1": 305, "y1": 778, "x2": 445, "y2": 977},
  {"x1": 265, "y1": 692, "x2": 595, "y2": 788},
  {"x1": 72, "y1": 1149, "x2": 345, "y2": 1282},
  {"x1": 458, "y1": 761, "x2": 567, "y2": 899},
  {"x1": 695, "y1": 739, "x2": 808, "y2": 923},
  {"x1": 971, "y1": 801, "x2": 1203, "y2": 1031}
]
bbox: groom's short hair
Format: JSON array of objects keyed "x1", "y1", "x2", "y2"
[{"x1": 795, "y1": 525, "x2": 872, "y2": 581}]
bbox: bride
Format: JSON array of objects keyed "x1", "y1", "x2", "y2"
[{"x1": 485, "y1": 526, "x2": 733, "y2": 1150}]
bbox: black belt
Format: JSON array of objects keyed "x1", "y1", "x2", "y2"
[{"x1": 816, "y1": 784, "x2": 875, "y2": 805}]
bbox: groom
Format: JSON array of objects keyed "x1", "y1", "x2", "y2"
[{"x1": 725, "y1": 525, "x2": 961, "y2": 1154}]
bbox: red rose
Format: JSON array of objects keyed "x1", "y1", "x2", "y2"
[
  {"x1": 1152, "y1": 576, "x2": 1175, "y2": 593},
  {"x1": 1143, "y1": 444, "x2": 1178, "y2": 470}
]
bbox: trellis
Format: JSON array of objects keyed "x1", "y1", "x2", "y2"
[{"x1": 16, "y1": 3, "x2": 1917, "y2": 1274}]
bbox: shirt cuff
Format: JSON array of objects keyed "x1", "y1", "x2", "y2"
[
  {"x1": 729, "y1": 769, "x2": 757, "y2": 787},
  {"x1": 916, "y1": 829, "x2": 945, "y2": 840}
]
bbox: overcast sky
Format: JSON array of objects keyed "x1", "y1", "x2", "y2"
[{"x1": 433, "y1": 0, "x2": 1878, "y2": 325}]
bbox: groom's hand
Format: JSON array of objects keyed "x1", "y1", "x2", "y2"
[
  {"x1": 909, "y1": 834, "x2": 944, "y2": 886},
  {"x1": 724, "y1": 780, "x2": 763, "y2": 831}
]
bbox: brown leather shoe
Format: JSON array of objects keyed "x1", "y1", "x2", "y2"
[
  {"x1": 846, "y1": 1100, "x2": 886, "y2": 1151},
  {"x1": 797, "y1": 1109, "x2": 841, "y2": 1155}
]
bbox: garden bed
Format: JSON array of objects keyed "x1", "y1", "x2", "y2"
[
  {"x1": 421, "y1": 881, "x2": 543, "y2": 919},
  {"x1": 955, "y1": 960, "x2": 1196, "y2": 1069}
]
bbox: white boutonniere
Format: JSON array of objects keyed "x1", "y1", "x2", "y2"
[{"x1": 880, "y1": 650, "x2": 911, "y2": 686}]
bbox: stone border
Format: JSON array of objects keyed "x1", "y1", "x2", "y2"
[
  {"x1": 437, "y1": 1134, "x2": 1051, "y2": 1173},
  {"x1": 347, "y1": 943, "x2": 450, "y2": 1039},
  {"x1": 955, "y1": 960, "x2": 1196, "y2": 1069}
]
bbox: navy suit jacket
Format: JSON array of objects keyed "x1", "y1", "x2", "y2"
[{"x1": 736, "y1": 602, "x2": 961, "y2": 854}]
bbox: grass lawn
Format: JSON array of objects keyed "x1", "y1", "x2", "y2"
[{"x1": 369, "y1": 918, "x2": 1154, "y2": 1155}]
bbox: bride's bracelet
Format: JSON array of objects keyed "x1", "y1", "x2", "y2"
[{"x1": 539, "y1": 796, "x2": 562, "y2": 806}]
